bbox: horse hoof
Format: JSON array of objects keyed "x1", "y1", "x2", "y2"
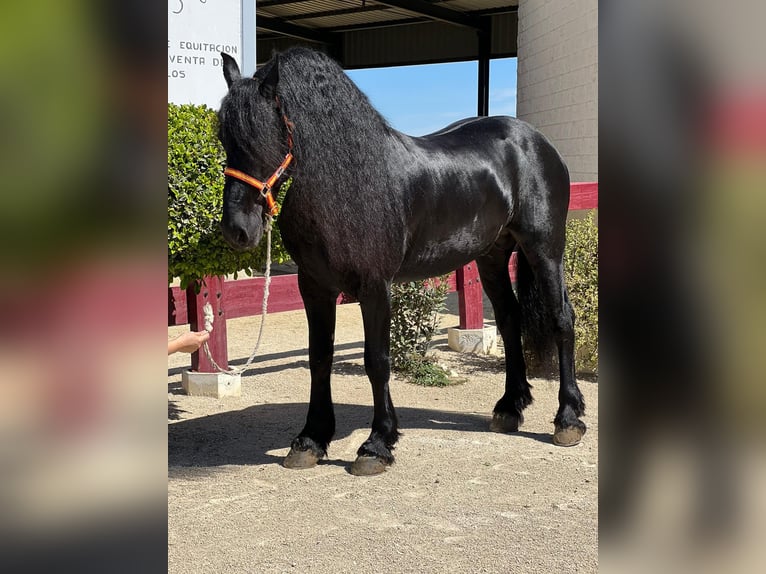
[
  {"x1": 553, "y1": 425, "x2": 585, "y2": 447},
  {"x1": 490, "y1": 412, "x2": 523, "y2": 433},
  {"x1": 349, "y1": 456, "x2": 388, "y2": 476},
  {"x1": 283, "y1": 448, "x2": 320, "y2": 469}
]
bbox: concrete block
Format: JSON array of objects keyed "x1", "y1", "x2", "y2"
[
  {"x1": 447, "y1": 326, "x2": 498, "y2": 355},
  {"x1": 181, "y1": 370, "x2": 241, "y2": 398}
]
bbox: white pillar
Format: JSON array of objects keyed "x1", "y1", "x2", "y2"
[{"x1": 241, "y1": 1, "x2": 257, "y2": 76}]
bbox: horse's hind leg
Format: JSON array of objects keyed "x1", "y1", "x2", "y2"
[
  {"x1": 519, "y1": 248, "x2": 586, "y2": 446},
  {"x1": 350, "y1": 282, "x2": 400, "y2": 476},
  {"x1": 476, "y1": 243, "x2": 533, "y2": 433},
  {"x1": 283, "y1": 272, "x2": 339, "y2": 469}
]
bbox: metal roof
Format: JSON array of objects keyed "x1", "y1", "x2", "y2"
[{"x1": 256, "y1": 1, "x2": 519, "y2": 69}]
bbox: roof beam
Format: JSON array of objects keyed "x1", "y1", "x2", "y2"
[
  {"x1": 373, "y1": 0, "x2": 486, "y2": 30},
  {"x1": 325, "y1": 17, "x2": 427, "y2": 34},
  {"x1": 256, "y1": 17, "x2": 335, "y2": 44},
  {"x1": 257, "y1": 0, "x2": 312, "y2": 8},
  {"x1": 287, "y1": 5, "x2": 390, "y2": 22},
  {"x1": 472, "y1": 6, "x2": 519, "y2": 17}
]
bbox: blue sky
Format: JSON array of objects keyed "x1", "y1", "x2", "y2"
[{"x1": 346, "y1": 58, "x2": 517, "y2": 136}]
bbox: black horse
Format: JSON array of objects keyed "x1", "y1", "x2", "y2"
[{"x1": 217, "y1": 48, "x2": 586, "y2": 475}]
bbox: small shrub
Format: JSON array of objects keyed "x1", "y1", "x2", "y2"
[
  {"x1": 396, "y1": 356, "x2": 453, "y2": 387},
  {"x1": 168, "y1": 103, "x2": 290, "y2": 289},
  {"x1": 390, "y1": 277, "x2": 452, "y2": 385},
  {"x1": 565, "y1": 213, "x2": 598, "y2": 374}
]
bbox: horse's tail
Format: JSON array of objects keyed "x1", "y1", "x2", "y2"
[{"x1": 516, "y1": 250, "x2": 557, "y2": 367}]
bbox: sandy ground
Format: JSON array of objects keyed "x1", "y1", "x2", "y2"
[{"x1": 168, "y1": 296, "x2": 598, "y2": 573}]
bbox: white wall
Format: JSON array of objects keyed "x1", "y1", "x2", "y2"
[{"x1": 168, "y1": 0, "x2": 243, "y2": 109}]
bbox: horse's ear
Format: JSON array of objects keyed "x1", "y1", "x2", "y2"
[
  {"x1": 258, "y1": 57, "x2": 279, "y2": 100},
  {"x1": 221, "y1": 52, "x2": 241, "y2": 89}
]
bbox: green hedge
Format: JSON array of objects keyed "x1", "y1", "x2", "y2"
[
  {"x1": 564, "y1": 212, "x2": 598, "y2": 374},
  {"x1": 168, "y1": 103, "x2": 290, "y2": 289}
]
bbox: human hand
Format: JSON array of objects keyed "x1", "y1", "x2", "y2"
[{"x1": 168, "y1": 330, "x2": 210, "y2": 354}]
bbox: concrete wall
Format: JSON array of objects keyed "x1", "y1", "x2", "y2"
[{"x1": 516, "y1": 0, "x2": 598, "y2": 182}]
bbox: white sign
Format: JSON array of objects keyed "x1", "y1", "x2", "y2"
[{"x1": 168, "y1": 0, "x2": 242, "y2": 109}]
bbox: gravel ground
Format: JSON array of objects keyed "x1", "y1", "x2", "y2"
[{"x1": 168, "y1": 300, "x2": 598, "y2": 574}]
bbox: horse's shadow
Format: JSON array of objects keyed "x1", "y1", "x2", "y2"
[
  {"x1": 167, "y1": 341, "x2": 366, "y2": 379},
  {"x1": 168, "y1": 402, "x2": 553, "y2": 478}
]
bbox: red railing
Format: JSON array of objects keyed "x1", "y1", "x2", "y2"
[{"x1": 169, "y1": 182, "x2": 597, "y2": 372}]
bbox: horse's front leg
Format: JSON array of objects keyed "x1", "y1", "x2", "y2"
[
  {"x1": 283, "y1": 273, "x2": 338, "y2": 469},
  {"x1": 351, "y1": 282, "x2": 401, "y2": 476}
]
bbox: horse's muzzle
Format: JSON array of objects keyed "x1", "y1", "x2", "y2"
[{"x1": 221, "y1": 217, "x2": 263, "y2": 251}]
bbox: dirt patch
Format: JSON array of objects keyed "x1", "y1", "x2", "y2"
[{"x1": 168, "y1": 303, "x2": 598, "y2": 574}]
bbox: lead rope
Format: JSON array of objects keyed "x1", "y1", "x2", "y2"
[{"x1": 199, "y1": 216, "x2": 274, "y2": 375}]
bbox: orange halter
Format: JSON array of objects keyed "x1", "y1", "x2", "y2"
[{"x1": 223, "y1": 106, "x2": 295, "y2": 217}]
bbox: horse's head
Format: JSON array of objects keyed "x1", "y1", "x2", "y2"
[{"x1": 217, "y1": 53, "x2": 287, "y2": 250}]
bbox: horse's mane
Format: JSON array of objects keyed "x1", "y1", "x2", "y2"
[
  {"x1": 259, "y1": 48, "x2": 399, "y2": 191},
  {"x1": 268, "y1": 48, "x2": 393, "y2": 133}
]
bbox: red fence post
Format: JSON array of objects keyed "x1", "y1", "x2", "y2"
[
  {"x1": 168, "y1": 286, "x2": 188, "y2": 325},
  {"x1": 456, "y1": 261, "x2": 483, "y2": 329},
  {"x1": 508, "y1": 251, "x2": 518, "y2": 283},
  {"x1": 186, "y1": 275, "x2": 228, "y2": 372}
]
